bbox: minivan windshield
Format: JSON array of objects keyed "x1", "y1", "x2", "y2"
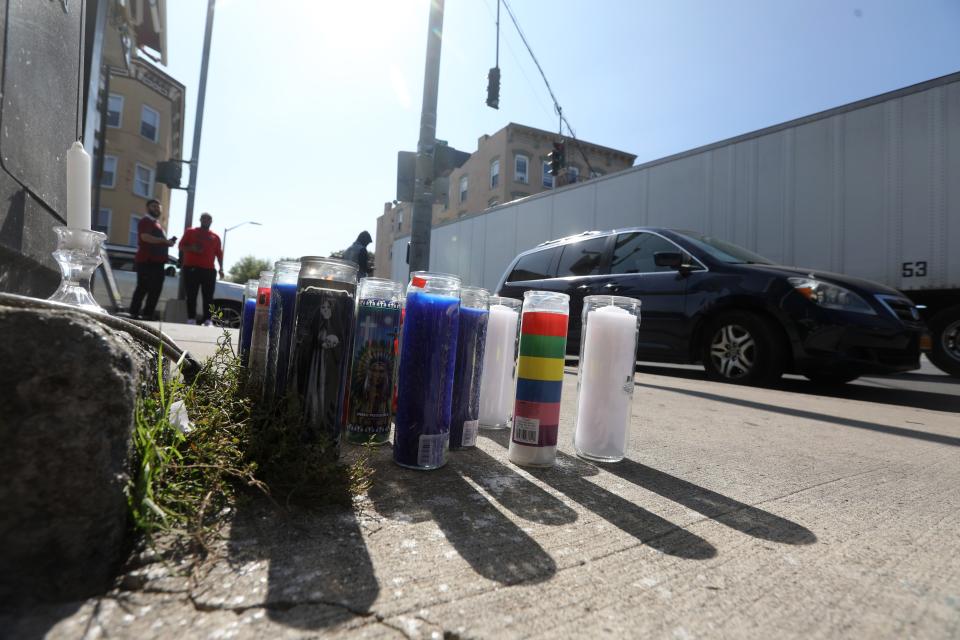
[{"x1": 676, "y1": 231, "x2": 774, "y2": 265}]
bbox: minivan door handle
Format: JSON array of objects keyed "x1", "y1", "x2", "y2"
[
  {"x1": 576, "y1": 284, "x2": 591, "y2": 291},
  {"x1": 603, "y1": 283, "x2": 623, "y2": 292}
]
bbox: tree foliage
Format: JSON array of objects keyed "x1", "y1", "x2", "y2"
[{"x1": 227, "y1": 255, "x2": 272, "y2": 284}]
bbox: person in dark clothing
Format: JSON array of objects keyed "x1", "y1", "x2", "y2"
[
  {"x1": 178, "y1": 212, "x2": 224, "y2": 325},
  {"x1": 129, "y1": 199, "x2": 176, "y2": 319},
  {"x1": 342, "y1": 230, "x2": 373, "y2": 277}
]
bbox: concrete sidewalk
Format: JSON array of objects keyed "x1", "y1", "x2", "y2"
[
  {"x1": 146, "y1": 321, "x2": 238, "y2": 361},
  {"x1": 9, "y1": 367, "x2": 960, "y2": 639}
]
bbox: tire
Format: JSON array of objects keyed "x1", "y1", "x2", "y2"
[
  {"x1": 927, "y1": 305, "x2": 960, "y2": 377},
  {"x1": 213, "y1": 301, "x2": 242, "y2": 329},
  {"x1": 803, "y1": 372, "x2": 859, "y2": 385},
  {"x1": 701, "y1": 311, "x2": 786, "y2": 385}
]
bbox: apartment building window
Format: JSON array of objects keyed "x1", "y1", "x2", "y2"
[
  {"x1": 541, "y1": 161, "x2": 554, "y2": 189},
  {"x1": 459, "y1": 175, "x2": 468, "y2": 203},
  {"x1": 140, "y1": 105, "x2": 160, "y2": 142},
  {"x1": 101, "y1": 155, "x2": 117, "y2": 188},
  {"x1": 129, "y1": 215, "x2": 141, "y2": 247},
  {"x1": 107, "y1": 94, "x2": 123, "y2": 128},
  {"x1": 396, "y1": 209, "x2": 403, "y2": 231},
  {"x1": 490, "y1": 159, "x2": 500, "y2": 189},
  {"x1": 568, "y1": 165, "x2": 580, "y2": 183},
  {"x1": 514, "y1": 154, "x2": 529, "y2": 184},
  {"x1": 133, "y1": 163, "x2": 155, "y2": 198},
  {"x1": 94, "y1": 208, "x2": 112, "y2": 236}
]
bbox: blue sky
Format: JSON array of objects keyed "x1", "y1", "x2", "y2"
[{"x1": 162, "y1": 0, "x2": 960, "y2": 272}]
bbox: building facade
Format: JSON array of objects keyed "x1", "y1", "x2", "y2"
[
  {"x1": 95, "y1": 28, "x2": 184, "y2": 247},
  {"x1": 376, "y1": 122, "x2": 635, "y2": 279}
]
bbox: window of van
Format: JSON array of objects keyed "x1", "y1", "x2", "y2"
[
  {"x1": 508, "y1": 247, "x2": 559, "y2": 281},
  {"x1": 610, "y1": 232, "x2": 679, "y2": 274},
  {"x1": 556, "y1": 236, "x2": 606, "y2": 277}
]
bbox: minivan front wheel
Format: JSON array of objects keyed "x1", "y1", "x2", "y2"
[{"x1": 702, "y1": 312, "x2": 785, "y2": 385}]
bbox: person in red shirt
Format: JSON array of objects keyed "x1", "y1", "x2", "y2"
[
  {"x1": 178, "y1": 212, "x2": 224, "y2": 326},
  {"x1": 129, "y1": 199, "x2": 176, "y2": 319}
]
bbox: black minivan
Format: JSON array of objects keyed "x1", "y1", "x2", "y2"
[{"x1": 496, "y1": 228, "x2": 924, "y2": 385}]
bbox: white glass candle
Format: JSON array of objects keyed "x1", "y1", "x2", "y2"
[
  {"x1": 66, "y1": 141, "x2": 91, "y2": 231},
  {"x1": 478, "y1": 297, "x2": 521, "y2": 429},
  {"x1": 573, "y1": 296, "x2": 641, "y2": 463}
]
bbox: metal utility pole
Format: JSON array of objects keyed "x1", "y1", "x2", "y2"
[
  {"x1": 183, "y1": 0, "x2": 216, "y2": 234},
  {"x1": 408, "y1": 0, "x2": 444, "y2": 275}
]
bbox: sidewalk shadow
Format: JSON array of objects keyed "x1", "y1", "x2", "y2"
[
  {"x1": 636, "y1": 381, "x2": 960, "y2": 447},
  {"x1": 367, "y1": 459, "x2": 557, "y2": 586},
  {"x1": 604, "y1": 460, "x2": 816, "y2": 545},
  {"x1": 481, "y1": 430, "x2": 717, "y2": 560},
  {"x1": 223, "y1": 491, "x2": 379, "y2": 630}
]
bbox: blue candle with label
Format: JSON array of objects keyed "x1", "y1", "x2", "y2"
[
  {"x1": 393, "y1": 272, "x2": 461, "y2": 470},
  {"x1": 238, "y1": 279, "x2": 258, "y2": 366},
  {"x1": 264, "y1": 260, "x2": 300, "y2": 403},
  {"x1": 449, "y1": 287, "x2": 489, "y2": 450}
]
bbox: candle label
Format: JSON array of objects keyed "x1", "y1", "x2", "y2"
[
  {"x1": 462, "y1": 420, "x2": 479, "y2": 447},
  {"x1": 512, "y1": 310, "x2": 568, "y2": 448},
  {"x1": 346, "y1": 299, "x2": 402, "y2": 439},
  {"x1": 512, "y1": 416, "x2": 539, "y2": 444},
  {"x1": 417, "y1": 433, "x2": 447, "y2": 467}
]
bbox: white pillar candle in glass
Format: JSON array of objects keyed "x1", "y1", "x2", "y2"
[
  {"x1": 573, "y1": 296, "x2": 641, "y2": 463},
  {"x1": 478, "y1": 297, "x2": 521, "y2": 429},
  {"x1": 66, "y1": 141, "x2": 91, "y2": 231}
]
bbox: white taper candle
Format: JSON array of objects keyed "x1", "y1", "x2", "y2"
[{"x1": 66, "y1": 141, "x2": 91, "y2": 231}]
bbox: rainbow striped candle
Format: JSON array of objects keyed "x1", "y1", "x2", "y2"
[{"x1": 508, "y1": 291, "x2": 569, "y2": 467}]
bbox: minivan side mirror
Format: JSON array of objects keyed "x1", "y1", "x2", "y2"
[{"x1": 654, "y1": 252, "x2": 684, "y2": 269}]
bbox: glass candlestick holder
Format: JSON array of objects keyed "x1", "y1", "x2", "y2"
[{"x1": 47, "y1": 227, "x2": 107, "y2": 312}]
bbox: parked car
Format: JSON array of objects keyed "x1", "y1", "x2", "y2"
[
  {"x1": 496, "y1": 228, "x2": 925, "y2": 385},
  {"x1": 93, "y1": 244, "x2": 245, "y2": 327}
]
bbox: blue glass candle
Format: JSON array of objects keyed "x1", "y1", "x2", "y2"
[
  {"x1": 264, "y1": 260, "x2": 300, "y2": 403},
  {"x1": 393, "y1": 272, "x2": 461, "y2": 470},
  {"x1": 450, "y1": 287, "x2": 489, "y2": 450},
  {"x1": 238, "y1": 278, "x2": 258, "y2": 366}
]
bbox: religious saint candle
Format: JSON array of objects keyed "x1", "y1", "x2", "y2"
[
  {"x1": 264, "y1": 260, "x2": 301, "y2": 403},
  {"x1": 345, "y1": 277, "x2": 404, "y2": 446},
  {"x1": 450, "y1": 287, "x2": 490, "y2": 450},
  {"x1": 393, "y1": 272, "x2": 460, "y2": 470},
  {"x1": 238, "y1": 279, "x2": 258, "y2": 366},
  {"x1": 246, "y1": 270, "x2": 273, "y2": 392},
  {"x1": 478, "y1": 296, "x2": 522, "y2": 429},
  {"x1": 286, "y1": 257, "x2": 357, "y2": 457},
  {"x1": 508, "y1": 290, "x2": 569, "y2": 468},
  {"x1": 573, "y1": 296, "x2": 641, "y2": 463}
]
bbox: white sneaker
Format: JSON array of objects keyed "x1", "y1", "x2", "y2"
[{"x1": 186, "y1": 319, "x2": 197, "y2": 325}]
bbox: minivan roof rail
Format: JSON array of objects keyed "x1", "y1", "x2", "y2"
[{"x1": 535, "y1": 230, "x2": 603, "y2": 247}]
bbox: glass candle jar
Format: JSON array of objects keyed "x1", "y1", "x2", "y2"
[
  {"x1": 345, "y1": 277, "x2": 404, "y2": 446},
  {"x1": 573, "y1": 295, "x2": 641, "y2": 463},
  {"x1": 450, "y1": 286, "x2": 490, "y2": 450},
  {"x1": 264, "y1": 260, "x2": 301, "y2": 403},
  {"x1": 238, "y1": 278, "x2": 259, "y2": 366},
  {"x1": 508, "y1": 290, "x2": 569, "y2": 468},
  {"x1": 478, "y1": 296, "x2": 522, "y2": 429},
  {"x1": 393, "y1": 272, "x2": 461, "y2": 470},
  {"x1": 286, "y1": 257, "x2": 358, "y2": 457},
  {"x1": 246, "y1": 269, "x2": 273, "y2": 392}
]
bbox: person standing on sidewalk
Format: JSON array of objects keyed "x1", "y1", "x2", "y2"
[
  {"x1": 342, "y1": 230, "x2": 373, "y2": 277},
  {"x1": 129, "y1": 199, "x2": 176, "y2": 320},
  {"x1": 179, "y1": 212, "x2": 224, "y2": 326}
]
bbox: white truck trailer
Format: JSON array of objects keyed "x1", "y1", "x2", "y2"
[{"x1": 391, "y1": 71, "x2": 960, "y2": 375}]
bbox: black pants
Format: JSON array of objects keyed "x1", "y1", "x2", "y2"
[
  {"x1": 184, "y1": 266, "x2": 217, "y2": 322},
  {"x1": 129, "y1": 262, "x2": 165, "y2": 319}
]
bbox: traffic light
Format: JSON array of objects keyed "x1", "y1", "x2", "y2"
[
  {"x1": 486, "y1": 67, "x2": 501, "y2": 109},
  {"x1": 548, "y1": 142, "x2": 563, "y2": 176},
  {"x1": 156, "y1": 160, "x2": 183, "y2": 189},
  {"x1": 556, "y1": 142, "x2": 566, "y2": 168}
]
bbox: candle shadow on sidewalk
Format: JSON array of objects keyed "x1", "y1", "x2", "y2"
[
  {"x1": 480, "y1": 430, "x2": 717, "y2": 560},
  {"x1": 602, "y1": 460, "x2": 817, "y2": 545},
  {"x1": 221, "y1": 487, "x2": 380, "y2": 630},
  {"x1": 367, "y1": 461, "x2": 557, "y2": 586}
]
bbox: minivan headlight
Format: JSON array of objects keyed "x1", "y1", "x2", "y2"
[{"x1": 788, "y1": 277, "x2": 876, "y2": 315}]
